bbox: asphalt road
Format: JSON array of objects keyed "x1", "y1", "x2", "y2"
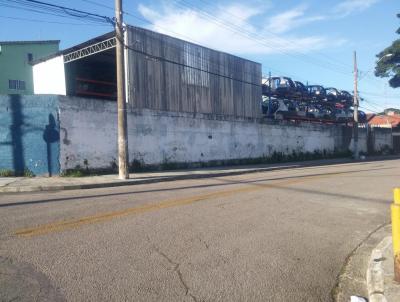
[{"x1": 0, "y1": 159, "x2": 398, "y2": 301}]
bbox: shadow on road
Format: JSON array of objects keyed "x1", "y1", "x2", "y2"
[{"x1": 0, "y1": 166, "x2": 393, "y2": 208}]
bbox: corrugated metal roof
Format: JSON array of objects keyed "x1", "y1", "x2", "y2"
[{"x1": 31, "y1": 31, "x2": 114, "y2": 65}]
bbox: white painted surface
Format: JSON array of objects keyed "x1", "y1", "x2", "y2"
[
  {"x1": 33, "y1": 56, "x2": 66, "y2": 95},
  {"x1": 374, "y1": 129, "x2": 393, "y2": 151},
  {"x1": 57, "y1": 97, "x2": 395, "y2": 172}
]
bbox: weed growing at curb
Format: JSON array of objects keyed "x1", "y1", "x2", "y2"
[
  {"x1": 0, "y1": 168, "x2": 35, "y2": 177},
  {"x1": 60, "y1": 149, "x2": 353, "y2": 176},
  {"x1": 0, "y1": 169, "x2": 14, "y2": 177}
]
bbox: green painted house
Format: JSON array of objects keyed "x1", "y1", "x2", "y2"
[{"x1": 0, "y1": 40, "x2": 59, "y2": 94}]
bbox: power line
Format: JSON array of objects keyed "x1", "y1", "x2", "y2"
[
  {"x1": 361, "y1": 99, "x2": 384, "y2": 111},
  {"x1": 1, "y1": 0, "x2": 113, "y2": 25},
  {"x1": 80, "y1": 0, "x2": 271, "y2": 81},
  {"x1": 0, "y1": 14, "x2": 109, "y2": 26},
  {"x1": 172, "y1": 0, "x2": 352, "y2": 76},
  {"x1": 20, "y1": 0, "x2": 111, "y2": 22},
  {"x1": 79, "y1": 0, "x2": 334, "y2": 84},
  {"x1": 194, "y1": 0, "x2": 353, "y2": 70},
  {"x1": 3, "y1": 0, "x2": 380, "y2": 95},
  {"x1": 359, "y1": 105, "x2": 381, "y2": 114},
  {"x1": 115, "y1": 34, "x2": 261, "y2": 87},
  {"x1": 359, "y1": 91, "x2": 400, "y2": 99}
]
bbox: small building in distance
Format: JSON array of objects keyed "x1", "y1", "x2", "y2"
[
  {"x1": 0, "y1": 40, "x2": 59, "y2": 94},
  {"x1": 368, "y1": 113, "x2": 400, "y2": 129},
  {"x1": 368, "y1": 111, "x2": 400, "y2": 153}
]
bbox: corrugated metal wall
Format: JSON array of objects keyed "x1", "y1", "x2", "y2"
[{"x1": 126, "y1": 26, "x2": 262, "y2": 119}]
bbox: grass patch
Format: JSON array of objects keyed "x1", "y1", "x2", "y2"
[{"x1": 0, "y1": 168, "x2": 35, "y2": 177}]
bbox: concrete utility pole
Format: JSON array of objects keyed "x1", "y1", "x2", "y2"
[
  {"x1": 268, "y1": 71, "x2": 272, "y2": 116},
  {"x1": 353, "y1": 51, "x2": 359, "y2": 160},
  {"x1": 115, "y1": 0, "x2": 129, "y2": 179}
]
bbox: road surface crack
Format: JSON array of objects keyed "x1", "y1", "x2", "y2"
[
  {"x1": 198, "y1": 237, "x2": 209, "y2": 249},
  {"x1": 2, "y1": 178, "x2": 20, "y2": 188},
  {"x1": 150, "y1": 243, "x2": 198, "y2": 302}
]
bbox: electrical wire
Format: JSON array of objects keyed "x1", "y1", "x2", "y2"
[
  {"x1": 81, "y1": 0, "x2": 311, "y2": 84},
  {"x1": 3, "y1": 0, "x2": 391, "y2": 99},
  {"x1": 0, "y1": 14, "x2": 109, "y2": 26},
  {"x1": 1, "y1": 0, "x2": 112, "y2": 25},
  {"x1": 172, "y1": 0, "x2": 352, "y2": 76},
  {"x1": 359, "y1": 105, "x2": 382, "y2": 114},
  {"x1": 79, "y1": 0, "x2": 268, "y2": 81},
  {"x1": 195, "y1": 0, "x2": 353, "y2": 71},
  {"x1": 81, "y1": 0, "x2": 346, "y2": 81},
  {"x1": 359, "y1": 91, "x2": 400, "y2": 99},
  {"x1": 115, "y1": 34, "x2": 261, "y2": 87}
]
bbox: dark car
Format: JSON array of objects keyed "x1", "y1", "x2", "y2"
[
  {"x1": 307, "y1": 85, "x2": 326, "y2": 101},
  {"x1": 339, "y1": 90, "x2": 353, "y2": 106},
  {"x1": 358, "y1": 110, "x2": 367, "y2": 123},
  {"x1": 325, "y1": 87, "x2": 341, "y2": 102},
  {"x1": 262, "y1": 76, "x2": 296, "y2": 99},
  {"x1": 293, "y1": 81, "x2": 309, "y2": 100}
]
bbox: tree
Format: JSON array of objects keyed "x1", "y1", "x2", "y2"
[{"x1": 375, "y1": 13, "x2": 400, "y2": 88}]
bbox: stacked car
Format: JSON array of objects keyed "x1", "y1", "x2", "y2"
[{"x1": 261, "y1": 76, "x2": 366, "y2": 123}]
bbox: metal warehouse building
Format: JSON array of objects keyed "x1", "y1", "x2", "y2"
[{"x1": 33, "y1": 25, "x2": 262, "y2": 119}]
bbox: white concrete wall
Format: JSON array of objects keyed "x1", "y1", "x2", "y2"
[
  {"x1": 58, "y1": 97, "x2": 367, "y2": 171},
  {"x1": 373, "y1": 128, "x2": 393, "y2": 151},
  {"x1": 349, "y1": 128, "x2": 368, "y2": 154},
  {"x1": 128, "y1": 110, "x2": 338, "y2": 165},
  {"x1": 33, "y1": 56, "x2": 66, "y2": 95}
]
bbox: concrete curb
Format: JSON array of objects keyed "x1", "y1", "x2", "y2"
[
  {"x1": 0, "y1": 166, "x2": 274, "y2": 193},
  {"x1": 367, "y1": 237, "x2": 392, "y2": 302},
  {"x1": 333, "y1": 224, "x2": 391, "y2": 302}
]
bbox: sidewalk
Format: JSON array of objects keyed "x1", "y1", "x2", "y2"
[
  {"x1": 334, "y1": 224, "x2": 400, "y2": 302},
  {"x1": 0, "y1": 159, "x2": 329, "y2": 193},
  {"x1": 367, "y1": 234, "x2": 400, "y2": 302},
  {"x1": 0, "y1": 156, "x2": 399, "y2": 193}
]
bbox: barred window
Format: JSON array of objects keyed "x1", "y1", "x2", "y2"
[{"x1": 9, "y1": 79, "x2": 26, "y2": 90}]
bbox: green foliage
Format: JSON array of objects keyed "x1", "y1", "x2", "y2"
[
  {"x1": 0, "y1": 168, "x2": 35, "y2": 177},
  {"x1": 130, "y1": 159, "x2": 145, "y2": 171},
  {"x1": 61, "y1": 169, "x2": 86, "y2": 177},
  {"x1": 0, "y1": 169, "x2": 15, "y2": 177},
  {"x1": 22, "y1": 168, "x2": 35, "y2": 177},
  {"x1": 375, "y1": 14, "x2": 400, "y2": 88}
]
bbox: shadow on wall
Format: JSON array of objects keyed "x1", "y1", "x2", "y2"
[
  {"x1": 43, "y1": 114, "x2": 60, "y2": 176},
  {"x1": 9, "y1": 94, "x2": 25, "y2": 174},
  {"x1": 6, "y1": 95, "x2": 60, "y2": 176}
]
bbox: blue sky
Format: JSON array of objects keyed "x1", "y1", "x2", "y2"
[{"x1": 1, "y1": 0, "x2": 399, "y2": 112}]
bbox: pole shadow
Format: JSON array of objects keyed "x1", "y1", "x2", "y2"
[
  {"x1": 9, "y1": 94, "x2": 25, "y2": 175},
  {"x1": 43, "y1": 114, "x2": 60, "y2": 176}
]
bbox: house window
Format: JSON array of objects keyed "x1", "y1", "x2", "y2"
[
  {"x1": 9, "y1": 79, "x2": 26, "y2": 90},
  {"x1": 9, "y1": 80, "x2": 17, "y2": 89},
  {"x1": 27, "y1": 53, "x2": 33, "y2": 62},
  {"x1": 18, "y1": 80, "x2": 26, "y2": 90}
]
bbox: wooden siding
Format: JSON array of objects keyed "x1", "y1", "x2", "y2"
[{"x1": 126, "y1": 26, "x2": 262, "y2": 119}]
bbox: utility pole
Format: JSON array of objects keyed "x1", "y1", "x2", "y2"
[
  {"x1": 268, "y1": 71, "x2": 272, "y2": 116},
  {"x1": 353, "y1": 51, "x2": 359, "y2": 160},
  {"x1": 115, "y1": 0, "x2": 129, "y2": 179}
]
